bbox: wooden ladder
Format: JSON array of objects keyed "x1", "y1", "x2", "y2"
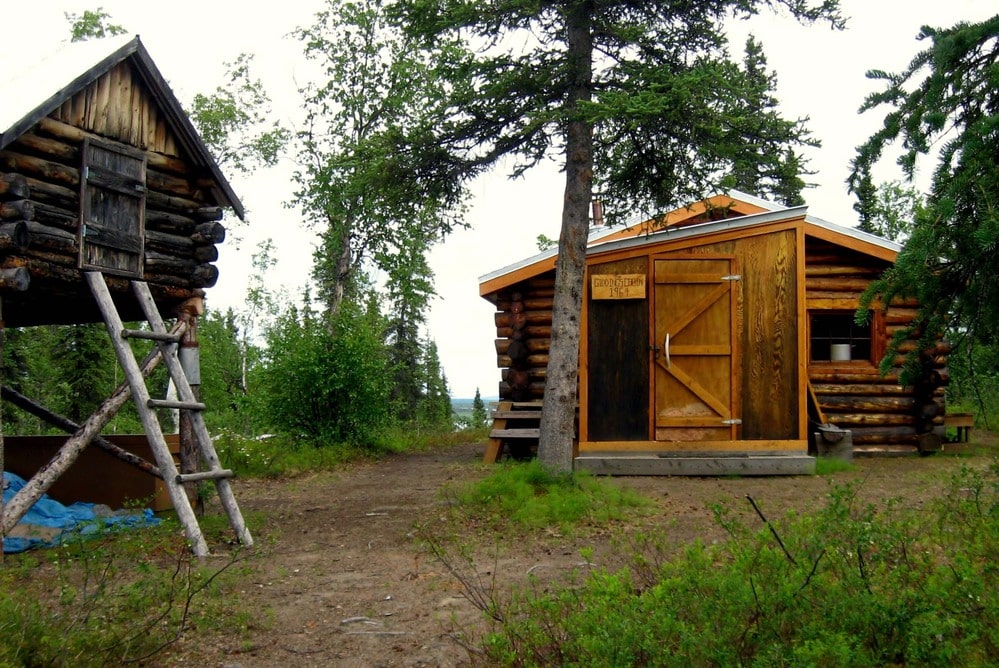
[
  {"x1": 483, "y1": 401, "x2": 544, "y2": 463},
  {"x1": 85, "y1": 272, "x2": 253, "y2": 557}
]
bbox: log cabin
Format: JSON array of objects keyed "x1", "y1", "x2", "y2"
[
  {"x1": 0, "y1": 35, "x2": 251, "y2": 553},
  {"x1": 0, "y1": 34, "x2": 242, "y2": 326},
  {"x1": 480, "y1": 192, "x2": 949, "y2": 475}
]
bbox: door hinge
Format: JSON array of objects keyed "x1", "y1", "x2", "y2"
[
  {"x1": 722, "y1": 418, "x2": 743, "y2": 425},
  {"x1": 721, "y1": 274, "x2": 741, "y2": 282}
]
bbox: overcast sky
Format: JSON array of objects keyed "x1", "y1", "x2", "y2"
[{"x1": 5, "y1": 1, "x2": 995, "y2": 398}]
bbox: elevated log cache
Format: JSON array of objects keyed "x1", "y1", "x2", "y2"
[{"x1": 0, "y1": 108, "x2": 225, "y2": 326}]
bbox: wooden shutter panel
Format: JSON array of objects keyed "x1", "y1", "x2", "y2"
[{"x1": 78, "y1": 137, "x2": 147, "y2": 277}]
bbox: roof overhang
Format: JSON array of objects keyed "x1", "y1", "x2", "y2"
[
  {"x1": 479, "y1": 194, "x2": 902, "y2": 298},
  {"x1": 0, "y1": 34, "x2": 244, "y2": 219}
]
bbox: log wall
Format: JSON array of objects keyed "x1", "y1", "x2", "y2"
[
  {"x1": 0, "y1": 62, "x2": 226, "y2": 325},
  {"x1": 492, "y1": 273, "x2": 555, "y2": 401},
  {"x1": 805, "y1": 239, "x2": 947, "y2": 450}
]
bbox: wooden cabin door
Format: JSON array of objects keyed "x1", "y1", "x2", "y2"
[
  {"x1": 78, "y1": 137, "x2": 147, "y2": 278},
  {"x1": 653, "y1": 256, "x2": 739, "y2": 442}
]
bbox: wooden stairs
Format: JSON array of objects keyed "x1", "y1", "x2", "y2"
[{"x1": 483, "y1": 401, "x2": 543, "y2": 463}]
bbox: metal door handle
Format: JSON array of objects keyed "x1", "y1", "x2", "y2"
[{"x1": 664, "y1": 332, "x2": 671, "y2": 368}]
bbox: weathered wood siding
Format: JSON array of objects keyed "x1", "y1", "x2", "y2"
[
  {"x1": 682, "y1": 229, "x2": 799, "y2": 440},
  {"x1": 805, "y1": 238, "x2": 947, "y2": 449},
  {"x1": 52, "y1": 61, "x2": 178, "y2": 156},
  {"x1": 0, "y1": 62, "x2": 225, "y2": 326},
  {"x1": 587, "y1": 257, "x2": 649, "y2": 440}
]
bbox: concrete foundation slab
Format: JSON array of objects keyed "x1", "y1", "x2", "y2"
[{"x1": 574, "y1": 453, "x2": 816, "y2": 476}]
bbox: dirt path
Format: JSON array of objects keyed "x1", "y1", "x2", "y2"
[{"x1": 164, "y1": 437, "x2": 996, "y2": 667}]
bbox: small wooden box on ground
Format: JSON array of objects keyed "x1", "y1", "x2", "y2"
[{"x1": 4, "y1": 434, "x2": 180, "y2": 511}]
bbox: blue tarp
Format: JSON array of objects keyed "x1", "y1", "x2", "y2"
[{"x1": 2, "y1": 471, "x2": 160, "y2": 553}]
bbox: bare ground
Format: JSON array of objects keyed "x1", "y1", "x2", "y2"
[{"x1": 161, "y1": 434, "x2": 999, "y2": 667}]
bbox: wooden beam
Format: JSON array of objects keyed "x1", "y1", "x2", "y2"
[
  {"x1": 0, "y1": 321, "x2": 186, "y2": 535},
  {"x1": 0, "y1": 385, "x2": 162, "y2": 478}
]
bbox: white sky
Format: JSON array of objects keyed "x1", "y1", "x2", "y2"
[{"x1": 5, "y1": 1, "x2": 995, "y2": 398}]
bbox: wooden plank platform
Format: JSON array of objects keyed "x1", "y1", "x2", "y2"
[
  {"x1": 574, "y1": 453, "x2": 815, "y2": 476},
  {"x1": 945, "y1": 412, "x2": 974, "y2": 443}
]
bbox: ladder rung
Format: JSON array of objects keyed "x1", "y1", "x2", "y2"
[
  {"x1": 147, "y1": 398, "x2": 206, "y2": 411},
  {"x1": 121, "y1": 328, "x2": 182, "y2": 343},
  {"x1": 175, "y1": 469, "x2": 234, "y2": 484}
]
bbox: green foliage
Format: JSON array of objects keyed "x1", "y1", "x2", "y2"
[
  {"x1": 393, "y1": 0, "x2": 843, "y2": 473},
  {"x1": 478, "y1": 465, "x2": 999, "y2": 665},
  {"x1": 814, "y1": 456, "x2": 857, "y2": 475},
  {"x1": 256, "y1": 299, "x2": 393, "y2": 446},
  {"x1": 947, "y1": 336, "x2": 999, "y2": 427},
  {"x1": 198, "y1": 308, "x2": 262, "y2": 434},
  {"x1": 393, "y1": 0, "x2": 840, "y2": 220},
  {"x1": 189, "y1": 53, "x2": 290, "y2": 177},
  {"x1": 418, "y1": 341, "x2": 452, "y2": 429},
  {"x1": 851, "y1": 16, "x2": 999, "y2": 383},
  {"x1": 213, "y1": 431, "x2": 376, "y2": 477},
  {"x1": 1, "y1": 324, "x2": 154, "y2": 436},
  {"x1": 293, "y1": 0, "x2": 467, "y2": 315},
  {"x1": 536, "y1": 234, "x2": 557, "y2": 252},
  {"x1": 0, "y1": 528, "x2": 248, "y2": 666},
  {"x1": 854, "y1": 179, "x2": 924, "y2": 241},
  {"x1": 65, "y1": 7, "x2": 126, "y2": 42},
  {"x1": 447, "y1": 461, "x2": 649, "y2": 536},
  {"x1": 471, "y1": 388, "x2": 489, "y2": 430}
]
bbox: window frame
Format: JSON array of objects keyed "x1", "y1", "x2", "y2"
[{"x1": 807, "y1": 309, "x2": 884, "y2": 366}]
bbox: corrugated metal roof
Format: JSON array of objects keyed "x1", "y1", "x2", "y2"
[
  {"x1": 479, "y1": 193, "x2": 901, "y2": 289},
  {"x1": 0, "y1": 34, "x2": 244, "y2": 219}
]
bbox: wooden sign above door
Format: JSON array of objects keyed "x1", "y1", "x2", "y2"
[{"x1": 591, "y1": 273, "x2": 646, "y2": 300}]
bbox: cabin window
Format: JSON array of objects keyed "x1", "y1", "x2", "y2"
[{"x1": 810, "y1": 312, "x2": 872, "y2": 363}]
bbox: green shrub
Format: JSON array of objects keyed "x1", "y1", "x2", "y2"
[
  {"x1": 448, "y1": 460, "x2": 650, "y2": 536},
  {"x1": 479, "y1": 461, "x2": 999, "y2": 666},
  {"x1": 256, "y1": 302, "x2": 393, "y2": 446},
  {"x1": 0, "y1": 527, "x2": 249, "y2": 666}
]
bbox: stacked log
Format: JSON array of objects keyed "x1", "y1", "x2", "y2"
[
  {"x1": 806, "y1": 242, "x2": 947, "y2": 450},
  {"x1": 0, "y1": 174, "x2": 32, "y2": 291},
  {"x1": 493, "y1": 275, "x2": 554, "y2": 400},
  {"x1": 0, "y1": 115, "x2": 223, "y2": 294}
]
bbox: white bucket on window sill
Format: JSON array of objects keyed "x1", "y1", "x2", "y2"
[{"x1": 830, "y1": 344, "x2": 852, "y2": 361}]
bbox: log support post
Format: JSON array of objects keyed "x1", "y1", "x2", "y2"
[{"x1": 177, "y1": 298, "x2": 203, "y2": 514}]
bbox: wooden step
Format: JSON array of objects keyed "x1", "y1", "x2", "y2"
[
  {"x1": 147, "y1": 398, "x2": 206, "y2": 411},
  {"x1": 489, "y1": 428, "x2": 541, "y2": 439},
  {"x1": 120, "y1": 328, "x2": 183, "y2": 343},
  {"x1": 176, "y1": 469, "x2": 234, "y2": 484},
  {"x1": 484, "y1": 400, "x2": 543, "y2": 463},
  {"x1": 491, "y1": 410, "x2": 543, "y2": 420}
]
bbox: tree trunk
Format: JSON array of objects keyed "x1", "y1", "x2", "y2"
[
  {"x1": 537, "y1": 5, "x2": 593, "y2": 475},
  {"x1": 325, "y1": 224, "x2": 353, "y2": 317}
]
